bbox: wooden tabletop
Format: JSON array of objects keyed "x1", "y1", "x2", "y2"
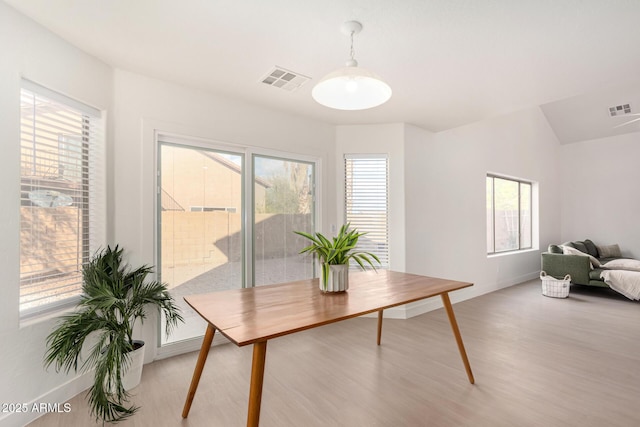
[{"x1": 184, "y1": 269, "x2": 473, "y2": 346}]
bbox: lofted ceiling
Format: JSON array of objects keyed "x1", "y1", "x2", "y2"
[{"x1": 6, "y1": 0, "x2": 640, "y2": 141}]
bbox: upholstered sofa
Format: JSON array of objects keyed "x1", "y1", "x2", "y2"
[{"x1": 540, "y1": 239, "x2": 625, "y2": 287}]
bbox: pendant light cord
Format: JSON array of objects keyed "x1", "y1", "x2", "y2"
[
  {"x1": 346, "y1": 29, "x2": 358, "y2": 67},
  {"x1": 350, "y1": 31, "x2": 356, "y2": 62}
]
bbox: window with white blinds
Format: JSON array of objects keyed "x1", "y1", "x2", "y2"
[
  {"x1": 344, "y1": 154, "x2": 389, "y2": 269},
  {"x1": 19, "y1": 80, "x2": 105, "y2": 316}
]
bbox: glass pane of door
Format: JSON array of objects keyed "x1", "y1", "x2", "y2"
[
  {"x1": 159, "y1": 143, "x2": 243, "y2": 344},
  {"x1": 253, "y1": 155, "x2": 314, "y2": 286}
]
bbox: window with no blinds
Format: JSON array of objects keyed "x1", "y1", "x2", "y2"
[
  {"x1": 486, "y1": 174, "x2": 532, "y2": 254},
  {"x1": 20, "y1": 80, "x2": 105, "y2": 316},
  {"x1": 344, "y1": 154, "x2": 389, "y2": 269}
]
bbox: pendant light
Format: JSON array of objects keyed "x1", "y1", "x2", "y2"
[{"x1": 312, "y1": 21, "x2": 392, "y2": 110}]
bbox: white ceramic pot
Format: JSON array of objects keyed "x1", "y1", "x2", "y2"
[
  {"x1": 122, "y1": 340, "x2": 145, "y2": 391},
  {"x1": 321, "y1": 264, "x2": 349, "y2": 292}
]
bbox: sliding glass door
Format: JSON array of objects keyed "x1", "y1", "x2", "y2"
[
  {"x1": 158, "y1": 140, "x2": 317, "y2": 346},
  {"x1": 159, "y1": 142, "x2": 244, "y2": 344},
  {"x1": 253, "y1": 155, "x2": 315, "y2": 286}
]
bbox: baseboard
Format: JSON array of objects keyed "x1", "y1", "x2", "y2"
[
  {"x1": 361, "y1": 297, "x2": 444, "y2": 320},
  {"x1": 155, "y1": 333, "x2": 231, "y2": 361},
  {"x1": 404, "y1": 298, "x2": 444, "y2": 318},
  {"x1": 0, "y1": 371, "x2": 93, "y2": 427},
  {"x1": 369, "y1": 271, "x2": 541, "y2": 320},
  {"x1": 0, "y1": 336, "x2": 229, "y2": 427},
  {"x1": 497, "y1": 271, "x2": 540, "y2": 289}
]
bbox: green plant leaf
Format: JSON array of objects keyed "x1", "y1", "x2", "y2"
[
  {"x1": 293, "y1": 223, "x2": 381, "y2": 270},
  {"x1": 43, "y1": 244, "x2": 184, "y2": 423}
]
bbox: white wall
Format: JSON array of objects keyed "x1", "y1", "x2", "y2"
[
  {"x1": 405, "y1": 107, "x2": 563, "y2": 306},
  {"x1": 111, "y1": 69, "x2": 336, "y2": 361},
  {"x1": 0, "y1": 3, "x2": 113, "y2": 427},
  {"x1": 336, "y1": 115, "x2": 563, "y2": 317},
  {"x1": 335, "y1": 123, "x2": 407, "y2": 272},
  {"x1": 560, "y1": 132, "x2": 640, "y2": 258}
]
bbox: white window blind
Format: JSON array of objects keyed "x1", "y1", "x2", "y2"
[
  {"x1": 20, "y1": 80, "x2": 105, "y2": 316},
  {"x1": 344, "y1": 154, "x2": 389, "y2": 269}
]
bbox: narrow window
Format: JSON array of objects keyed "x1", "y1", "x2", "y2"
[
  {"x1": 345, "y1": 154, "x2": 389, "y2": 268},
  {"x1": 487, "y1": 174, "x2": 532, "y2": 254},
  {"x1": 20, "y1": 81, "x2": 105, "y2": 316}
]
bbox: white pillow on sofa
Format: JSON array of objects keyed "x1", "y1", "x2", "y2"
[
  {"x1": 602, "y1": 258, "x2": 640, "y2": 272},
  {"x1": 560, "y1": 245, "x2": 601, "y2": 268}
]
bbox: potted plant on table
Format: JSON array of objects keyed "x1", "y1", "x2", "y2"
[
  {"x1": 294, "y1": 223, "x2": 381, "y2": 292},
  {"x1": 44, "y1": 245, "x2": 183, "y2": 423}
]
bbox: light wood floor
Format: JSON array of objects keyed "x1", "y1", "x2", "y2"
[{"x1": 28, "y1": 280, "x2": 640, "y2": 427}]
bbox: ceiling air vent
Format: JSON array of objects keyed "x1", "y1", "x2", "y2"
[
  {"x1": 261, "y1": 66, "x2": 310, "y2": 92},
  {"x1": 608, "y1": 103, "x2": 632, "y2": 117}
]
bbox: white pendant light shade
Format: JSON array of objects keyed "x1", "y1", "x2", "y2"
[
  {"x1": 312, "y1": 21, "x2": 392, "y2": 111},
  {"x1": 312, "y1": 65, "x2": 392, "y2": 110}
]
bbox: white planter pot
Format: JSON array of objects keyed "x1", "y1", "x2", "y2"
[
  {"x1": 122, "y1": 340, "x2": 145, "y2": 391},
  {"x1": 321, "y1": 264, "x2": 349, "y2": 292}
]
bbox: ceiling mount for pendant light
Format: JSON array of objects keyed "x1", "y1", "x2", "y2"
[{"x1": 312, "y1": 20, "x2": 392, "y2": 111}]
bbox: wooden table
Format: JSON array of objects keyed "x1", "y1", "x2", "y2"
[{"x1": 181, "y1": 270, "x2": 474, "y2": 426}]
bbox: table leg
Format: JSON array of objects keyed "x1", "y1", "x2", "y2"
[
  {"x1": 441, "y1": 292, "x2": 475, "y2": 384},
  {"x1": 182, "y1": 324, "x2": 216, "y2": 418},
  {"x1": 247, "y1": 340, "x2": 268, "y2": 427},
  {"x1": 377, "y1": 310, "x2": 384, "y2": 345}
]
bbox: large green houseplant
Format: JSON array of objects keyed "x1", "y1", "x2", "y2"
[
  {"x1": 295, "y1": 223, "x2": 381, "y2": 292},
  {"x1": 44, "y1": 245, "x2": 183, "y2": 423}
]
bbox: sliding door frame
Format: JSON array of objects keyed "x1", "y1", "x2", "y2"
[
  {"x1": 154, "y1": 132, "x2": 322, "y2": 354},
  {"x1": 250, "y1": 151, "x2": 318, "y2": 286}
]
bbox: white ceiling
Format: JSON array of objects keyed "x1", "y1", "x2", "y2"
[{"x1": 6, "y1": 0, "x2": 640, "y2": 141}]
